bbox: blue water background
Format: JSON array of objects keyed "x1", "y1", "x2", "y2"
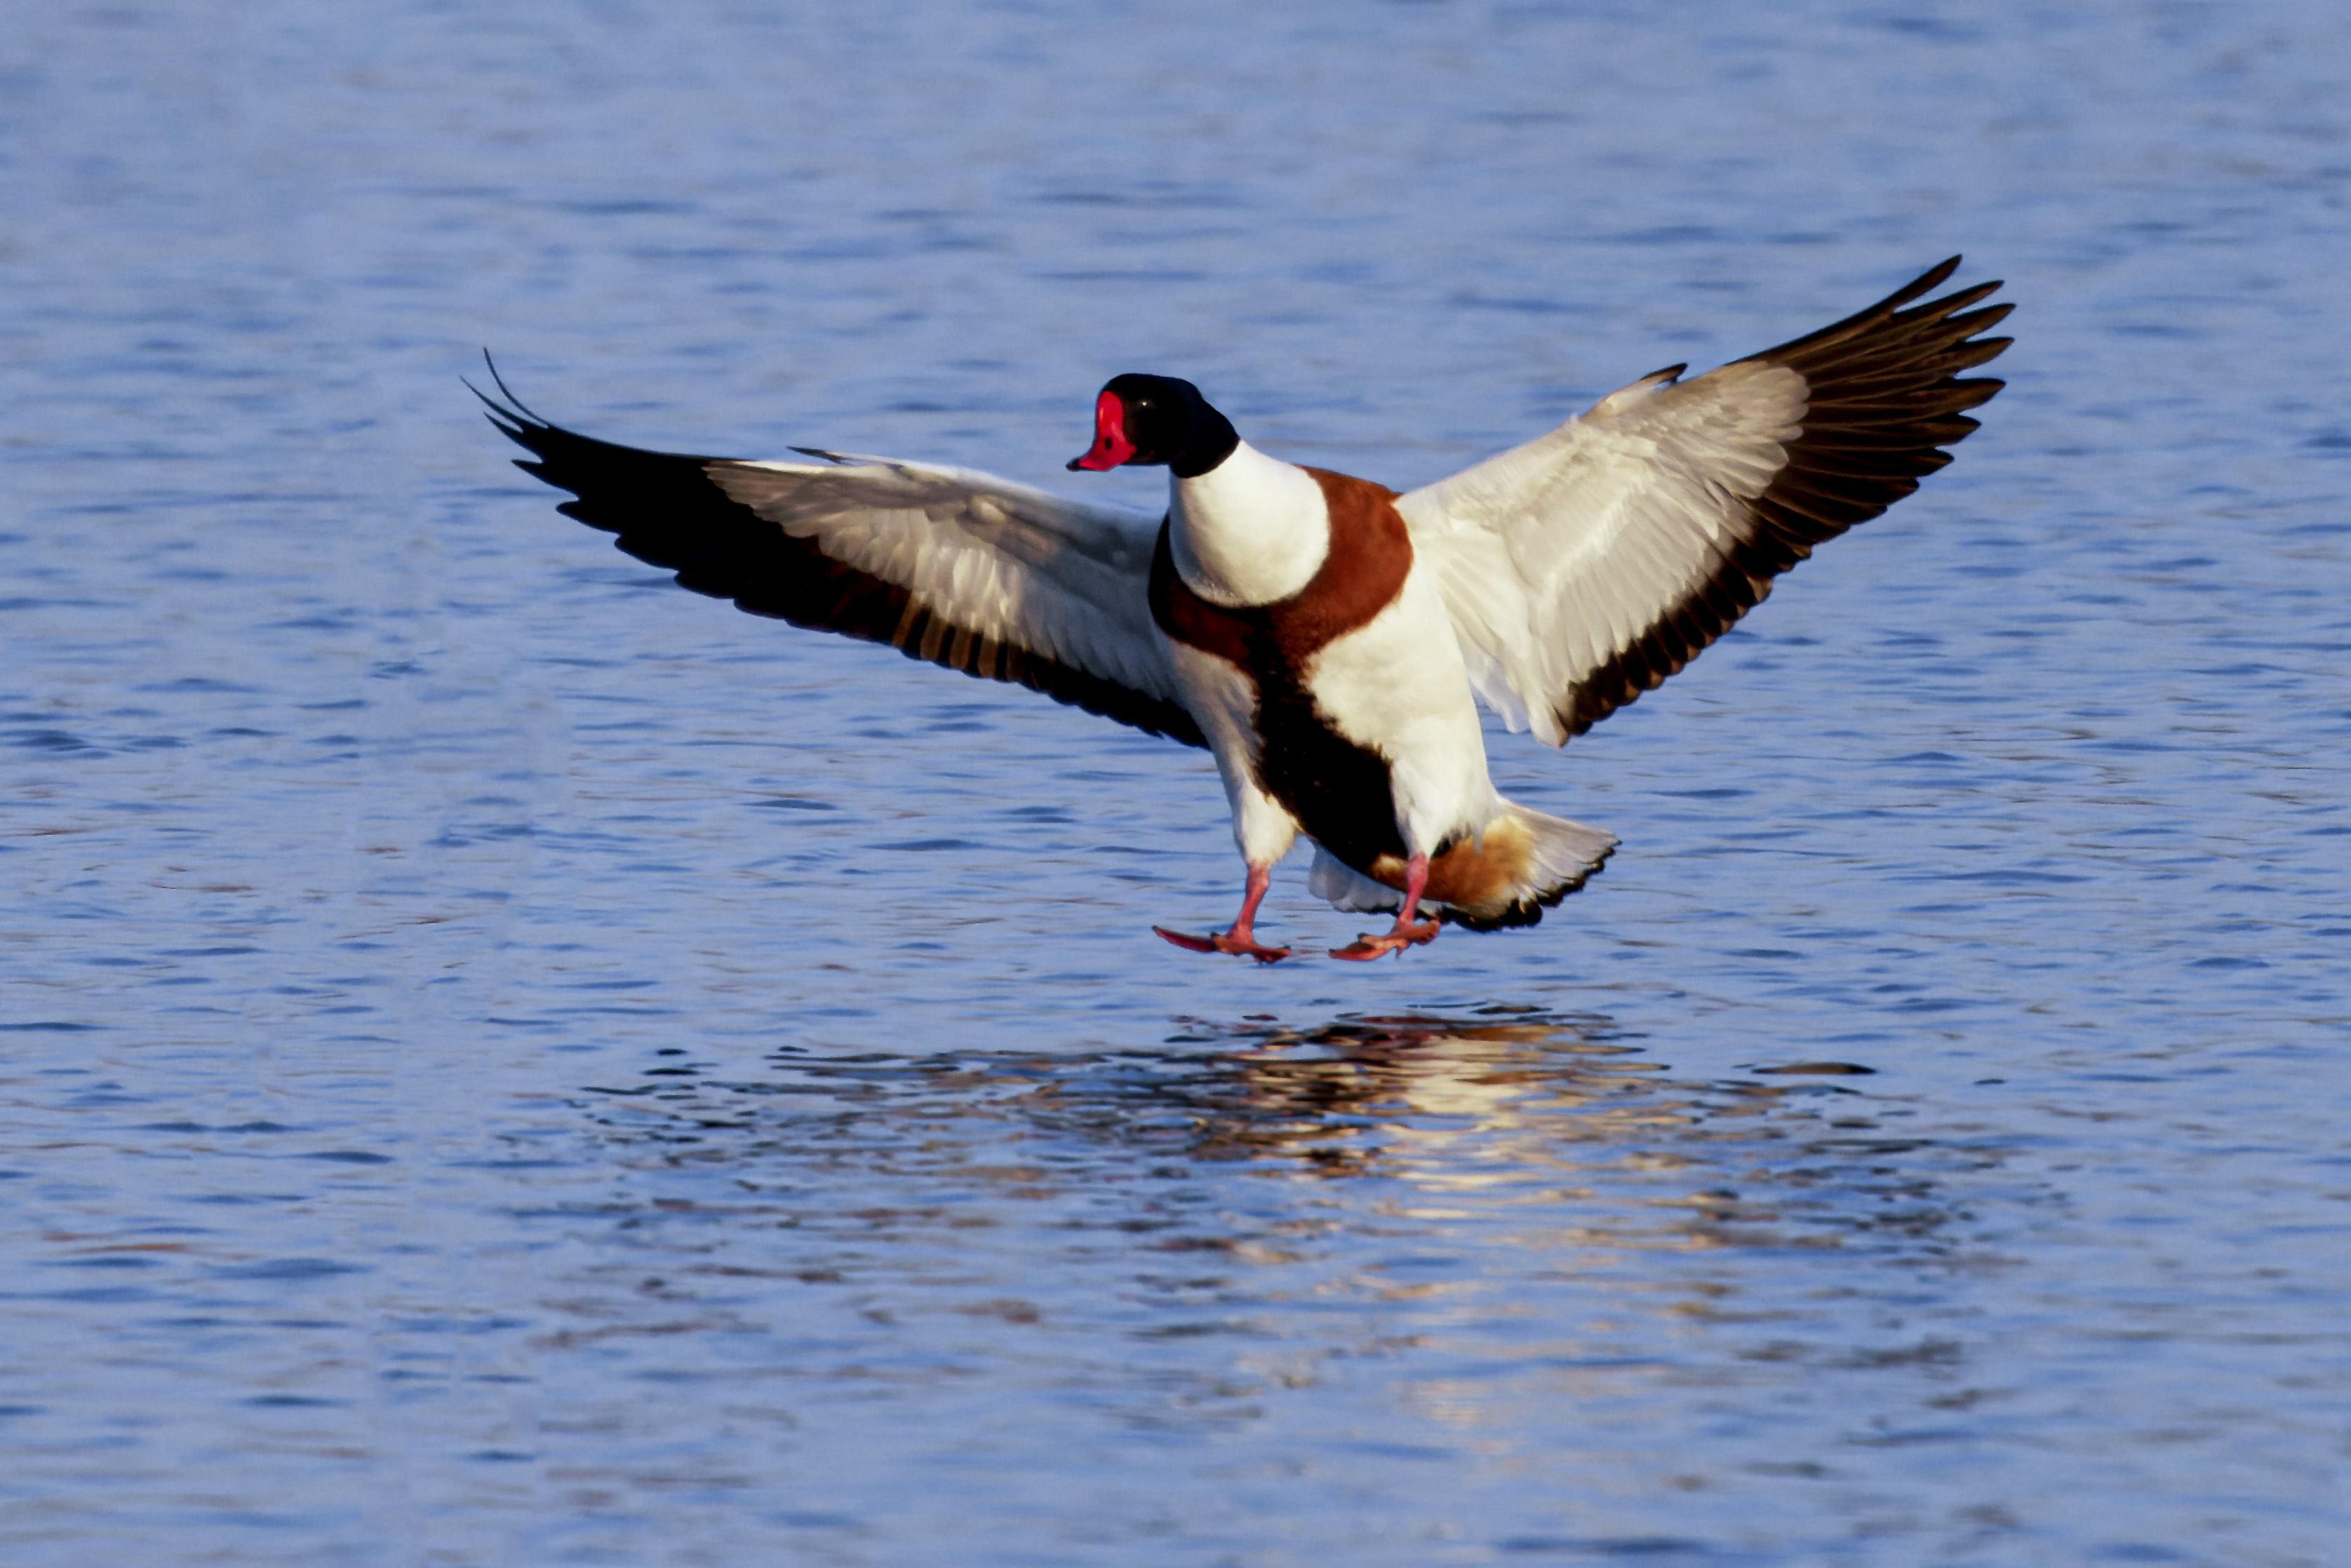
[{"x1": 3, "y1": 2, "x2": 2347, "y2": 1563}]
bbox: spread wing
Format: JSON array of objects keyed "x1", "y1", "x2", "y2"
[
  {"x1": 1398, "y1": 257, "x2": 2013, "y2": 746},
  {"x1": 478, "y1": 374, "x2": 1204, "y2": 747}
]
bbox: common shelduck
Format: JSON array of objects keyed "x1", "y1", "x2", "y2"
[{"x1": 480, "y1": 258, "x2": 2010, "y2": 961}]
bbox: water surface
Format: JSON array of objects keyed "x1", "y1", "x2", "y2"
[{"x1": 3, "y1": 2, "x2": 2347, "y2": 1564}]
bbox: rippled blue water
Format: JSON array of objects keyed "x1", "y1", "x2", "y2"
[{"x1": 4, "y1": 2, "x2": 2347, "y2": 1563}]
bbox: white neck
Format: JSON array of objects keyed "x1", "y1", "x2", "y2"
[{"x1": 1168, "y1": 441, "x2": 1329, "y2": 608}]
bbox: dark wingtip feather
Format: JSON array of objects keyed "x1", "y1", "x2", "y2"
[
  {"x1": 1558, "y1": 260, "x2": 2013, "y2": 738},
  {"x1": 468, "y1": 352, "x2": 574, "y2": 467}
]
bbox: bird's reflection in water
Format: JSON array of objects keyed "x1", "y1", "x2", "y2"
[
  {"x1": 580, "y1": 1005, "x2": 1985, "y2": 1270},
  {"x1": 1129, "y1": 1008, "x2": 1694, "y2": 1184},
  {"x1": 554, "y1": 1005, "x2": 2009, "y2": 1479}
]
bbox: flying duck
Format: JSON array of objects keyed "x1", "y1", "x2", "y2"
[{"x1": 479, "y1": 258, "x2": 2010, "y2": 961}]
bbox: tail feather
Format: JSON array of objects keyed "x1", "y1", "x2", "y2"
[
  {"x1": 1456, "y1": 803, "x2": 1616, "y2": 930},
  {"x1": 1306, "y1": 802, "x2": 1616, "y2": 932}
]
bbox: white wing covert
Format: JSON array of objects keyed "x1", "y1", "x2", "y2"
[{"x1": 1399, "y1": 259, "x2": 2012, "y2": 746}]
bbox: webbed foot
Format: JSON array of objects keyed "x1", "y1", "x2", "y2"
[
  {"x1": 1154, "y1": 925, "x2": 1292, "y2": 963},
  {"x1": 1329, "y1": 918, "x2": 1440, "y2": 962}
]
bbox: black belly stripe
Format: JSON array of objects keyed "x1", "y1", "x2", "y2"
[{"x1": 1252, "y1": 660, "x2": 1409, "y2": 870}]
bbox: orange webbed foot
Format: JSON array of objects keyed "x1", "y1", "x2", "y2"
[
  {"x1": 1329, "y1": 918, "x2": 1440, "y2": 962},
  {"x1": 1153, "y1": 926, "x2": 1292, "y2": 964}
]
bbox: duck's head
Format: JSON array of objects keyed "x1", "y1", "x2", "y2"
[{"x1": 1068, "y1": 374, "x2": 1239, "y2": 478}]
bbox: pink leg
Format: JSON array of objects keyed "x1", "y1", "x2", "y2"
[
  {"x1": 1330, "y1": 852, "x2": 1442, "y2": 961},
  {"x1": 1154, "y1": 863, "x2": 1292, "y2": 963}
]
